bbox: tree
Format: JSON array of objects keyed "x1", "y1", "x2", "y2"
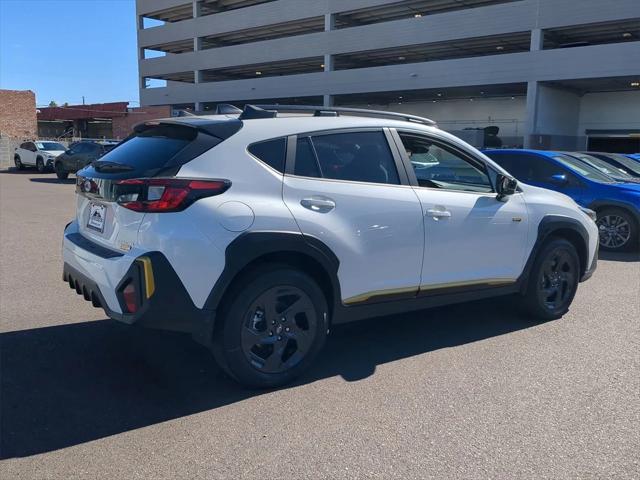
[{"x1": 48, "y1": 100, "x2": 58, "y2": 107}]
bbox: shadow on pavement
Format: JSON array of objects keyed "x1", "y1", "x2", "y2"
[
  {"x1": 29, "y1": 177, "x2": 75, "y2": 185},
  {"x1": 1, "y1": 297, "x2": 534, "y2": 459},
  {"x1": 598, "y1": 250, "x2": 640, "y2": 262}
]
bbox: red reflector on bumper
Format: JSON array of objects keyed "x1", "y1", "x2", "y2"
[{"x1": 122, "y1": 282, "x2": 138, "y2": 313}]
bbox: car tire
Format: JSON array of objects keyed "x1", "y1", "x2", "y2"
[
  {"x1": 14, "y1": 155, "x2": 24, "y2": 170},
  {"x1": 522, "y1": 238, "x2": 580, "y2": 321},
  {"x1": 36, "y1": 157, "x2": 45, "y2": 173},
  {"x1": 55, "y1": 162, "x2": 69, "y2": 180},
  {"x1": 212, "y1": 264, "x2": 329, "y2": 388},
  {"x1": 596, "y1": 208, "x2": 637, "y2": 252}
]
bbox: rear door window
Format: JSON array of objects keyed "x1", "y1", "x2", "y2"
[{"x1": 293, "y1": 131, "x2": 400, "y2": 185}]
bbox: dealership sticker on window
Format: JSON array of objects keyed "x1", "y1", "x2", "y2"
[{"x1": 87, "y1": 203, "x2": 106, "y2": 233}]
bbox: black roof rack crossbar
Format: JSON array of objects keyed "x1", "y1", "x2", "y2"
[{"x1": 250, "y1": 104, "x2": 437, "y2": 126}]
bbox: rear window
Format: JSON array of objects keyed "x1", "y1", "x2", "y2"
[
  {"x1": 97, "y1": 125, "x2": 196, "y2": 172},
  {"x1": 248, "y1": 138, "x2": 286, "y2": 172}
]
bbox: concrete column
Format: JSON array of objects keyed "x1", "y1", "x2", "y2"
[
  {"x1": 323, "y1": 14, "x2": 335, "y2": 107},
  {"x1": 525, "y1": 82, "x2": 582, "y2": 150},
  {"x1": 324, "y1": 13, "x2": 335, "y2": 31},
  {"x1": 524, "y1": 81, "x2": 539, "y2": 148},
  {"x1": 323, "y1": 53, "x2": 333, "y2": 73},
  {"x1": 530, "y1": 28, "x2": 544, "y2": 51},
  {"x1": 193, "y1": 0, "x2": 201, "y2": 18}
]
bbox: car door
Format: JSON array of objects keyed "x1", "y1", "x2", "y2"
[
  {"x1": 71, "y1": 143, "x2": 89, "y2": 171},
  {"x1": 499, "y1": 153, "x2": 587, "y2": 204},
  {"x1": 24, "y1": 142, "x2": 37, "y2": 165},
  {"x1": 282, "y1": 129, "x2": 424, "y2": 305},
  {"x1": 393, "y1": 130, "x2": 529, "y2": 291}
]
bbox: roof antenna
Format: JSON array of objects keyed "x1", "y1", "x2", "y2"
[
  {"x1": 238, "y1": 104, "x2": 278, "y2": 120},
  {"x1": 215, "y1": 104, "x2": 243, "y2": 115}
]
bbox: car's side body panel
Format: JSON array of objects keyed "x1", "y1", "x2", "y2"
[{"x1": 62, "y1": 117, "x2": 600, "y2": 351}]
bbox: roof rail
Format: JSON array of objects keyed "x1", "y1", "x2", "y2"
[{"x1": 249, "y1": 104, "x2": 437, "y2": 126}]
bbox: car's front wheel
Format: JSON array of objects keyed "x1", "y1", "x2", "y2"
[
  {"x1": 55, "y1": 162, "x2": 69, "y2": 180},
  {"x1": 213, "y1": 265, "x2": 329, "y2": 388},
  {"x1": 522, "y1": 238, "x2": 580, "y2": 321},
  {"x1": 596, "y1": 208, "x2": 637, "y2": 252},
  {"x1": 14, "y1": 155, "x2": 24, "y2": 170},
  {"x1": 36, "y1": 157, "x2": 46, "y2": 173}
]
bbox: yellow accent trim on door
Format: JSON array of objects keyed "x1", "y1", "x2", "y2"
[
  {"x1": 343, "y1": 278, "x2": 517, "y2": 305},
  {"x1": 343, "y1": 286, "x2": 418, "y2": 305},
  {"x1": 137, "y1": 257, "x2": 155, "y2": 299},
  {"x1": 419, "y1": 278, "x2": 516, "y2": 291}
]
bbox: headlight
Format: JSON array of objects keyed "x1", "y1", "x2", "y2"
[{"x1": 579, "y1": 206, "x2": 597, "y2": 222}]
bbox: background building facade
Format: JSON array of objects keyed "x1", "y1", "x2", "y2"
[{"x1": 136, "y1": 0, "x2": 640, "y2": 151}]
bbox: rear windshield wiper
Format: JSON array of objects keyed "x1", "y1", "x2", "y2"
[{"x1": 93, "y1": 161, "x2": 134, "y2": 173}]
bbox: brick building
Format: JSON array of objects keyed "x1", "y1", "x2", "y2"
[
  {"x1": 37, "y1": 103, "x2": 172, "y2": 139},
  {"x1": 112, "y1": 105, "x2": 172, "y2": 138},
  {"x1": 0, "y1": 89, "x2": 38, "y2": 139}
]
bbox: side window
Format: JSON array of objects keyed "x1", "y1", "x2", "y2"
[
  {"x1": 487, "y1": 153, "x2": 536, "y2": 181},
  {"x1": 398, "y1": 133, "x2": 492, "y2": 192},
  {"x1": 20, "y1": 142, "x2": 29, "y2": 150},
  {"x1": 73, "y1": 143, "x2": 88, "y2": 154},
  {"x1": 311, "y1": 131, "x2": 399, "y2": 185},
  {"x1": 527, "y1": 156, "x2": 567, "y2": 183},
  {"x1": 27, "y1": 142, "x2": 37, "y2": 152},
  {"x1": 248, "y1": 138, "x2": 286, "y2": 173},
  {"x1": 293, "y1": 131, "x2": 399, "y2": 185},
  {"x1": 294, "y1": 137, "x2": 321, "y2": 178}
]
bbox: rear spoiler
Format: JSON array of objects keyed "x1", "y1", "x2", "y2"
[{"x1": 134, "y1": 118, "x2": 243, "y2": 140}]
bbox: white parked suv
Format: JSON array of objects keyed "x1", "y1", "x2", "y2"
[
  {"x1": 14, "y1": 140, "x2": 66, "y2": 172},
  {"x1": 62, "y1": 105, "x2": 599, "y2": 387}
]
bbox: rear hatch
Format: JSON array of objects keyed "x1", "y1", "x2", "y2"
[{"x1": 75, "y1": 118, "x2": 242, "y2": 251}]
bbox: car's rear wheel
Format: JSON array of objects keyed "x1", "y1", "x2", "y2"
[
  {"x1": 213, "y1": 265, "x2": 329, "y2": 388},
  {"x1": 14, "y1": 155, "x2": 24, "y2": 170},
  {"x1": 522, "y1": 238, "x2": 580, "y2": 321},
  {"x1": 596, "y1": 208, "x2": 637, "y2": 252},
  {"x1": 36, "y1": 157, "x2": 45, "y2": 173},
  {"x1": 55, "y1": 162, "x2": 69, "y2": 180}
]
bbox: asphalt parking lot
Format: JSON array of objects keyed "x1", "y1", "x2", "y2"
[{"x1": 0, "y1": 169, "x2": 639, "y2": 479}]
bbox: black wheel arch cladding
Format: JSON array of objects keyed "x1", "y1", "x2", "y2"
[
  {"x1": 520, "y1": 215, "x2": 591, "y2": 288},
  {"x1": 204, "y1": 231, "x2": 341, "y2": 315}
]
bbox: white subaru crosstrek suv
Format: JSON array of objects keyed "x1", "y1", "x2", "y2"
[
  {"x1": 15, "y1": 140, "x2": 66, "y2": 172},
  {"x1": 62, "y1": 105, "x2": 598, "y2": 388}
]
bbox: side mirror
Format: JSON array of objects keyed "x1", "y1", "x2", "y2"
[
  {"x1": 549, "y1": 173, "x2": 568, "y2": 186},
  {"x1": 496, "y1": 173, "x2": 518, "y2": 200}
]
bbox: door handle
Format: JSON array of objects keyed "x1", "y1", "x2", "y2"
[
  {"x1": 426, "y1": 209, "x2": 451, "y2": 219},
  {"x1": 300, "y1": 196, "x2": 336, "y2": 213}
]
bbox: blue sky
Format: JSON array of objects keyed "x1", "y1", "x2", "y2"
[{"x1": 0, "y1": 0, "x2": 139, "y2": 107}]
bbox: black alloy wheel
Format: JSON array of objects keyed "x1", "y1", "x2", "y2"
[
  {"x1": 213, "y1": 265, "x2": 328, "y2": 388},
  {"x1": 14, "y1": 156, "x2": 24, "y2": 170},
  {"x1": 241, "y1": 286, "x2": 318, "y2": 374},
  {"x1": 537, "y1": 248, "x2": 576, "y2": 312},
  {"x1": 36, "y1": 157, "x2": 45, "y2": 173},
  {"x1": 523, "y1": 238, "x2": 580, "y2": 320}
]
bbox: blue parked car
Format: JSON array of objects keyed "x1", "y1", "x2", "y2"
[
  {"x1": 484, "y1": 149, "x2": 640, "y2": 251},
  {"x1": 626, "y1": 154, "x2": 640, "y2": 162}
]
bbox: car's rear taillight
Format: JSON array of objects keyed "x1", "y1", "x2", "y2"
[
  {"x1": 115, "y1": 178, "x2": 230, "y2": 213},
  {"x1": 122, "y1": 281, "x2": 138, "y2": 313}
]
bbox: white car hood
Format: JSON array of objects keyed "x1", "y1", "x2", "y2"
[{"x1": 42, "y1": 150, "x2": 64, "y2": 157}]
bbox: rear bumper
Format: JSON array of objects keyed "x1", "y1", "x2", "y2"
[{"x1": 62, "y1": 223, "x2": 216, "y2": 344}]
